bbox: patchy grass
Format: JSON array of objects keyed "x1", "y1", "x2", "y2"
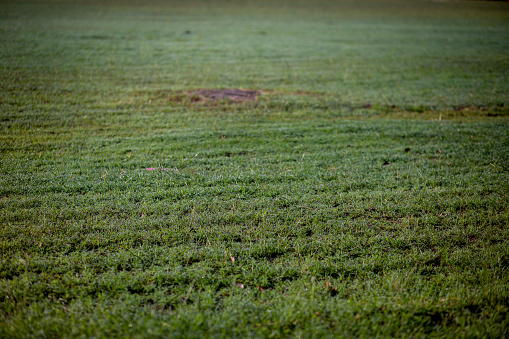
[{"x1": 1, "y1": 0, "x2": 508, "y2": 337}]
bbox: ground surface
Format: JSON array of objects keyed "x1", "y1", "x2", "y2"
[
  {"x1": 1, "y1": 0, "x2": 509, "y2": 337},
  {"x1": 191, "y1": 89, "x2": 259, "y2": 101}
]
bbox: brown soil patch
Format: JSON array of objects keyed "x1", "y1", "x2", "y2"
[{"x1": 191, "y1": 89, "x2": 259, "y2": 101}]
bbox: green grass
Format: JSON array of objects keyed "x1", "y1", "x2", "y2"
[{"x1": 1, "y1": 0, "x2": 509, "y2": 337}]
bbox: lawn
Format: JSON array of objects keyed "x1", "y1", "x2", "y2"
[{"x1": 1, "y1": 0, "x2": 509, "y2": 337}]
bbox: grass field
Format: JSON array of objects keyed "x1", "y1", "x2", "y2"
[{"x1": 1, "y1": 0, "x2": 509, "y2": 337}]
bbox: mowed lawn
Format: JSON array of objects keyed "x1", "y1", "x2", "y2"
[{"x1": 1, "y1": 0, "x2": 509, "y2": 337}]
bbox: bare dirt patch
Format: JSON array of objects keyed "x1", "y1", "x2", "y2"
[
  {"x1": 164, "y1": 89, "x2": 328, "y2": 105},
  {"x1": 166, "y1": 89, "x2": 260, "y2": 104},
  {"x1": 192, "y1": 89, "x2": 259, "y2": 101},
  {"x1": 169, "y1": 89, "x2": 257, "y2": 103}
]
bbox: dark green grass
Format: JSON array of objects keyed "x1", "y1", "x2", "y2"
[{"x1": 1, "y1": 0, "x2": 509, "y2": 337}]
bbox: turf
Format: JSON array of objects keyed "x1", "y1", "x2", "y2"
[{"x1": 1, "y1": 0, "x2": 509, "y2": 337}]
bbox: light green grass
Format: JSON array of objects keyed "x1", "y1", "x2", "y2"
[{"x1": 1, "y1": 0, "x2": 509, "y2": 337}]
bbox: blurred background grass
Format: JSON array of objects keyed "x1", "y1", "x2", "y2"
[{"x1": 1, "y1": 0, "x2": 508, "y2": 107}]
